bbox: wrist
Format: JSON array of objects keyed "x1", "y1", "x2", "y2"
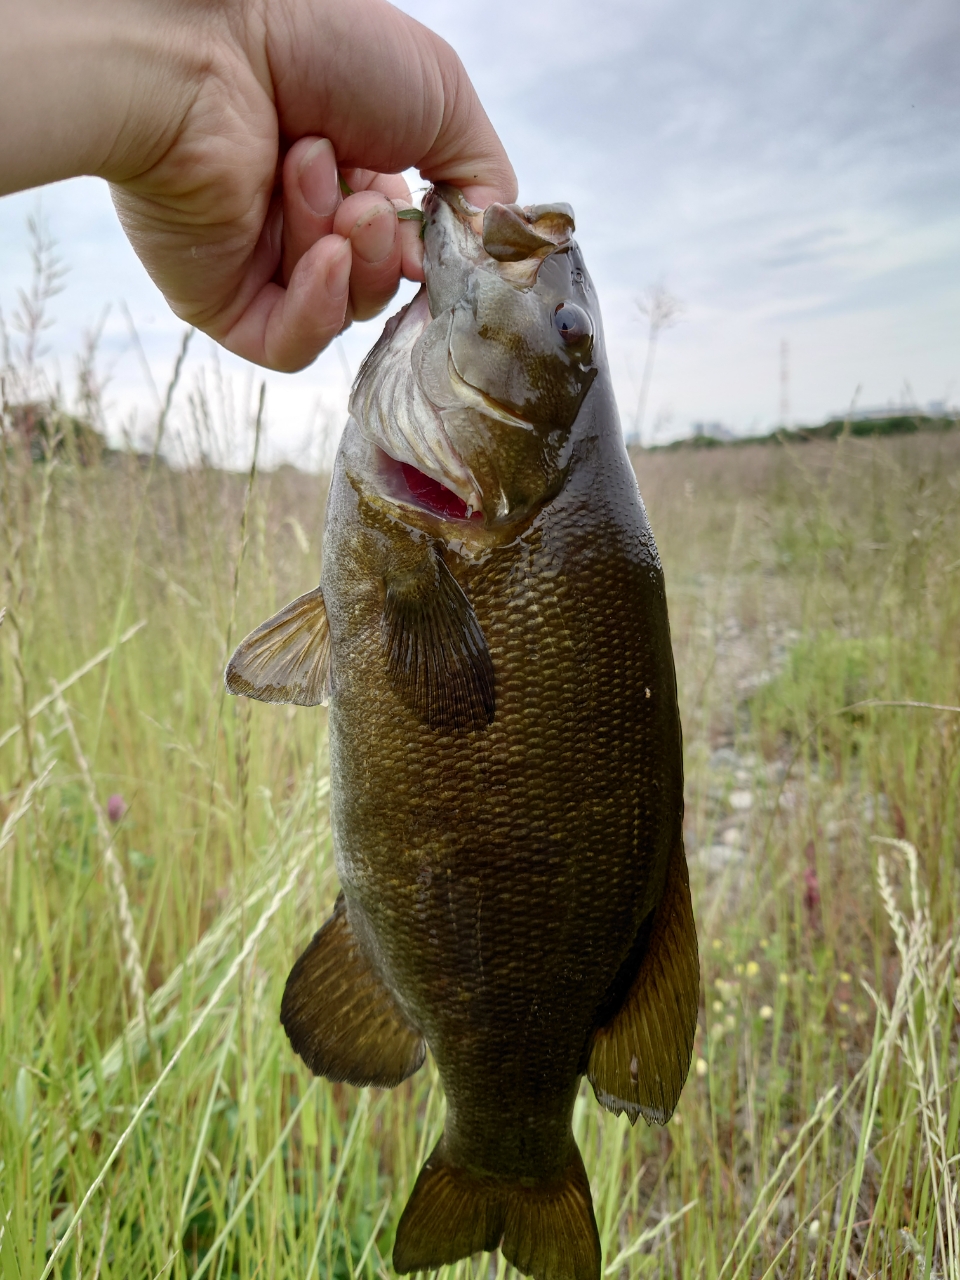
[{"x1": 0, "y1": 0, "x2": 234, "y2": 195}]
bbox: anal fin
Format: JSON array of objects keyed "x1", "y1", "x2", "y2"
[
  {"x1": 393, "y1": 1137, "x2": 599, "y2": 1280},
  {"x1": 280, "y1": 893, "x2": 425, "y2": 1088},
  {"x1": 588, "y1": 836, "x2": 700, "y2": 1125}
]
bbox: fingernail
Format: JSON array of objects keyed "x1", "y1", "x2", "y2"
[
  {"x1": 299, "y1": 139, "x2": 339, "y2": 217},
  {"x1": 326, "y1": 240, "x2": 351, "y2": 299},
  {"x1": 353, "y1": 203, "x2": 397, "y2": 264}
]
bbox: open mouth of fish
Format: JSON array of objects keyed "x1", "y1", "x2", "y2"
[
  {"x1": 377, "y1": 449, "x2": 485, "y2": 523},
  {"x1": 348, "y1": 285, "x2": 489, "y2": 523}
]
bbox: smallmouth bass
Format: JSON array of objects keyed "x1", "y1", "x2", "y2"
[{"x1": 227, "y1": 185, "x2": 699, "y2": 1280}]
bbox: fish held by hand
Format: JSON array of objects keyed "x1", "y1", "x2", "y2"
[{"x1": 226, "y1": 184, "x2": 699, "y2": 1280}]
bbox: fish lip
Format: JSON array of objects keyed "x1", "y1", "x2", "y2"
[
  {"x1": 428, "y1": 183, "x2": 483, "y2": 221},
  {"x1": 426, "y1": 184, "x2": 575, "y2": 264}
]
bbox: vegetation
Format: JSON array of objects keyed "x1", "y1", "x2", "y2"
[
  {"x1": 1, "y1": 262, "x2": 958, "y2": 1278},
  {"x1": 652, "y1": 412, "x2": 958, "y2": 450}
]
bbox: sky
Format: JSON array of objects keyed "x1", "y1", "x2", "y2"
[{"x1": 1, "y1": 0, "x2": 958, "y2": 464}]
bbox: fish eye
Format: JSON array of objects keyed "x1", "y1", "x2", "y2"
[{"x1": 553, "y1": 302, "x2": 591, "y2": 345}]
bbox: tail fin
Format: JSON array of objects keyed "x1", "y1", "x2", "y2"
[
  {"x1": 391, "y1": 1144, "x2": 503, "y2": 1271},
  {"x1": 501, "y1": 1146, "x2": 599, "y2": 1280},
  {"x1": 392, "y1": 1137, "x2": 600, "y2": 1280}
]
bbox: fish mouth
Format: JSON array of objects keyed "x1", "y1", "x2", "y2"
[
  {"x1": 427, "y1": 184, "x2": 575, "y2": 261},
  {"x1": 374, "y1": 448, "x2": 485, "y2": 524},
  {"x1": 424, "y1": 184, "x2": 575, "y2": 312},
  {"x1": 348, "y1": 290, "x2": 486, "y2": 517}
]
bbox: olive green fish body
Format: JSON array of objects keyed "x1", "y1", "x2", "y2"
[
  {"x1": 226, "y1": 187, "x2": 699, "y2": 1280},
  {"x1": 325, "y1": 403, "x2": 679, "y2": 1180}
]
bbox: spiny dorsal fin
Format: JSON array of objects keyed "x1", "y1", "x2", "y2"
[
  {"x1": 381, "y1": 551, "x2": 494, "y2": 733},
  {"x1": 225, "y1": 585, "x2": 330, "y2": 706},
  {"x1": 281, "y1": 893, "x2": 425, "y2": 1088},
  {"x1": 587, "y1": 836, "x2": 700, "y2": 1126},
  {"x1": 393, "y1": 1137, "x2": 599, "y2": 1280}
]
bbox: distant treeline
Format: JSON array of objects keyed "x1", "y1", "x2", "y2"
[
  {"x1": 647, "y1": 412, "x2": 959, "y2": 451},
  {"x1": 2, "y1": 400, "x2": 158, "y2": 468}
]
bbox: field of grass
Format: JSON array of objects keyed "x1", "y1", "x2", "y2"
[{"x1": 1, "y1": 312, "x2": 959, "y2": 1279}]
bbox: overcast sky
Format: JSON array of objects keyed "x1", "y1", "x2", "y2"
[{"x1": 1, "y1": 0, "x2": 958, "y2": 463}]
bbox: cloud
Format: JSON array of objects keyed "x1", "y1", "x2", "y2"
[{"x1": 1, "y1": 0, "x2": 957, "y2": 452}]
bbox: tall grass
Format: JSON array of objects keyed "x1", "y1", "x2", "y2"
[{"x1": 1, "y1": 261, "x2": 958, "y2": 1278}]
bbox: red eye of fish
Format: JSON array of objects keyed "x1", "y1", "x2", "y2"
[
  {"x1": 400, "y1": 462, "x2": 483, "y2": 521},
  {"x1": 553, "y1": 302, "x2": 591, "y2": 345}
]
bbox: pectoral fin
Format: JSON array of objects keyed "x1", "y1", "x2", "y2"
[
  {"x1": 587, "y1": 837, "x2": 700, "y2": 1125},
  {"x1": 281, "y1": 893, "x2": 425, "y2": 1088},
  {"x1": 381, "y1": 551, "x2": 494, "y2": 732},
  {"x1": 225, "y1": 586, "x2": 330, "y2": 706}
]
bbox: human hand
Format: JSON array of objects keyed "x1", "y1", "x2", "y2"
[{"x1": 1, "y1": 0, "x2": 516, "y2": 371}]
